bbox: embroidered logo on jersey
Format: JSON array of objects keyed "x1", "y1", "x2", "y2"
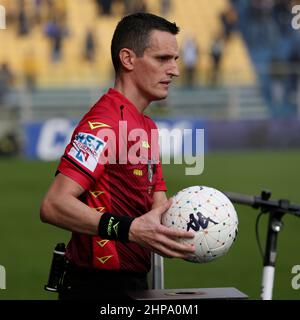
[
  {"x1": 89, "y1": 190, "x2": 105, "y2": 198},
  {"x1": 113, "y1": 222, "x2": 119, "y2": 237},
  {"x1": 68, "y1": 132, "x2": 106, "y2": 171},
  {"x1": 142, "y1": 140, "x2": 150, "y2": 149},
  {"x1": 97, "y1": 255, "x2": 113, "y2": 264},
  {"x1": 88, "y1": 121, "x2": 111, "y2": 130},
  {"x1": 95, "y1": 206, "x2": 106, "y2": 213},
  {"x1": 133, "y1": 169, "x2": 143, "y2": 176},
  {"x1": 97, "y1": 240, "x2": 109, "y2": 247}
]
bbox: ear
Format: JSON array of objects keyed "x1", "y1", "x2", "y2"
[{"x1": 119, "y1": 48, "x2": 135, "y2": 71}]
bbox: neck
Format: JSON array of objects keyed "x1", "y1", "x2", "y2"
[{"x1": 114, "y1": 76, "x2": 149, "y2": 113}]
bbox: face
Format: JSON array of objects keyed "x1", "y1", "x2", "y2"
[{"x1": 132, "y1": 30, "x2": 180, "y2": 102}]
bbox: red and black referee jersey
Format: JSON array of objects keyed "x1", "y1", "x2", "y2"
[{"x1": 57, "y1": 88, "x2": 167, "y2": 273}]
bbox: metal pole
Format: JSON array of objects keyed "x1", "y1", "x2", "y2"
[
  {"x1": 223, "y1": 190, "x2": 300, "y2": 299},
  {"x1": 260, "y1": 211, "x2": 283, "y2": 300},
  {"x1": 151, "y1": 253, "x2": 164, "y2": 289}
]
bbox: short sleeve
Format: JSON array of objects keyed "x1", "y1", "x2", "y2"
[
  {"x1": 57, "y1": 156, "x2": 95, "y2": 190},
  {"x1": 57, "y1": 116, "x2": 114, "y2": 190}
]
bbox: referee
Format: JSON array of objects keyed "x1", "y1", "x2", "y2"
[{"x1": 40, "y1": 12, "x2": 195, "y2": 301}]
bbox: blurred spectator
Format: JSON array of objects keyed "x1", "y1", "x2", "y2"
[
  {"x1": 123, "y1": 0, "x2": 147, "y2": 14},
  {"x1": 231, "y1": 0, "x2": 300, "y2": 116},
  {"x1": 273, "y1": 0, "x2": 293, "y2": 35},
  {"x1": 17, "y1": 0, "x2": 30, "y2": 36},
  {"x1": 122, "y1": 0, "x2": 131, "y2": 14},
  {"x1": 247, "y1": 0, "x2": 274, "y2": 47},
  {"x1": 209, "y1": 35, "x2": 224, "y2": 86},
  {"x1": 136, "y1": 0, "x2": 147, "y2": 13},
  {"x1": 84, "y1": 29, "x2": 97, "y2": 63},
  {"x1": 95, "y1": 0, "x2": 112, "y2": 16},
  {"x1": 44, "y1": 19, "x2": 69, "y2": 62},
  {"x1": 23, "y1": 50, "x2": 38, "y2": 92},
  {"x1": 287, "y1": 44, "x2": 300, "y2": 103},
  {"x1": 181, "y1": 35, "x2": 199, "y2": 88},
  {"x1": 0, "y1": 63, "x2": 14, "y2": 105},
  {"x1": 269, "y1": 56, "x2": 285, "y2": 113},
  {"x1": 95, "y1": 0, "x2": 102, "y2": 15},
  {"x1": 132, "y1": 0, "x2": 147, "y2": 13},
  {"x1": 45, "y1": 0, "x2": 55, "y2": 20},
  {"x1": 123, "y1": 0, "x2": 134, "y2": 14},
  {"x1": 32, "y1": 0, "x2": 43, "y2": 25},
  {"x1": 220, "y1": 6, "x2": 238, "y2": 40},
  {"x1": 160, "y1": 0, "x2": 171, "y2": 16}
]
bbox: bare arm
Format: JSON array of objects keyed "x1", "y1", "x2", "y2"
[
  {"x1": 41, "y1": 177, "x2": 195, "y2": 259},
  {"x1": 40, "y1": 173, "x2": 101, "y2": 235}
]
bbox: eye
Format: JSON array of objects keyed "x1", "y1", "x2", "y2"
[{"x1": 158, "y1": 56, "x2": 168, "y2": 61}]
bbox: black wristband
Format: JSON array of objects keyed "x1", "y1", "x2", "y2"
[{"x1": 98, "y1": 213, "x2": 134, "y2": 243}]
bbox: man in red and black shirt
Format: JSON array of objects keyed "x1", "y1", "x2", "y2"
[{"x1": 40, "y1": 12, "x2": 195, "y2": 300}]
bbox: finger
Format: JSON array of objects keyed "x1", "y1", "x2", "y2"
[
  {"x1": 151, "y1": 233, "x2": 195, "y2": 255},
  {"x1": 152, "y1": 243, "x2": 191, "y2": 259},
  {"x1": 159, "y1": 224, "x2": 195, "y2": 239},
  {"x1": 158, "y1": 235, "x2": 195, "y2": 254}
]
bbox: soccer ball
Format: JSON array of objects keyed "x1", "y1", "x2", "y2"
[{"x1": 162, "y1": 186, "x2": 238, "y2": 263}]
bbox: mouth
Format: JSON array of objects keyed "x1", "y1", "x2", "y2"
[{"x1": 160, "y1": 80, "x2": 172, "y2": 87}]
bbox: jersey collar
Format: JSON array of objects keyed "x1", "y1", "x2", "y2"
[{"x1": 108, "y1": 88, "x2": 143, "y2": 117}]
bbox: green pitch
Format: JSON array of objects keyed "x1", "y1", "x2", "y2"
[{"x1": 0, "y1": 151, "x2": 300, "y2": 300}]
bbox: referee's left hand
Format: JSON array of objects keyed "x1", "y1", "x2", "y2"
[{"x1": 128, "y1": 199, "x2": 195, "y2": 259}]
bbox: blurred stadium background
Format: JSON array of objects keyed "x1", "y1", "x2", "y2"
[{"x1": 0, "y1": 0, "x2": 300, "y2": 300}]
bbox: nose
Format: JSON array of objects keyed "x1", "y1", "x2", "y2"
[{"x1": 167, "y1": 60, "x2": 180, "y2": 77}]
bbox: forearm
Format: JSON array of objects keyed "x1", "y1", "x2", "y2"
[{"x1": 40, "y1": 193, "x2": 101, "y2": 235}]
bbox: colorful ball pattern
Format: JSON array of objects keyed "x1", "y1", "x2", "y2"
[{"x1": 162, "y1": 186, "x2": 239, "y2": 263}]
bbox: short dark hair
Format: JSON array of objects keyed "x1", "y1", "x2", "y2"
[{"x1": 111, "y1": 12, "x2": 180, "y2": 74}]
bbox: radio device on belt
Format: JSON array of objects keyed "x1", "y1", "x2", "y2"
[{"x1": 44, "y1": 243, "x2": 67, "y2": 292}]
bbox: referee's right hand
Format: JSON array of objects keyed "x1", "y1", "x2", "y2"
[{"x1": 128, "y1": 199, "x2": 195, "y2": 259}]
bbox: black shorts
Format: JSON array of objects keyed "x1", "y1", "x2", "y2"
[{"x1": 58, "y1": 262, "x2": 148, "y2": 301}]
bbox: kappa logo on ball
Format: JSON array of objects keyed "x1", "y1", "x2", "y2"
[
  {"x1": 187, "y1": 212, "x2": 218, "y2": 232},
  {"x1": 68, "y1": 132, "x2": 106, "y2": 171}
]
